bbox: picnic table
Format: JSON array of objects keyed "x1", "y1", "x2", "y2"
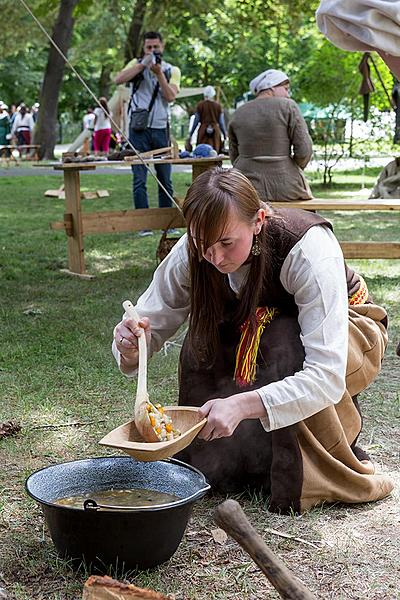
[{"x1": 40, "y1": 156, "x2": 229, "y2": 276}]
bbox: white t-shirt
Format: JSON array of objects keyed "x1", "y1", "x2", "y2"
[
  {"x1": 112, "y1": 225, "x2": 348, "y2": 432},
  {"x1": 83, "y1": 112, "x2": 95, "y2": 130},
  {"x1": 94, "y1": 107, "x2": 111, "y2": 131},
  {"x1": 11, "y1": 112, "x2": 34, "y2": 134}
]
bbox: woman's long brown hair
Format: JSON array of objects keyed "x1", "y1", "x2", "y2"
[{"x1": 182, "y1": 167, "x2": 274, "y2": 367}]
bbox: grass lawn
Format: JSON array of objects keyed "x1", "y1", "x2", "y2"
[{"x1": 0, "y1": 169, "x2": 399, "y2": 599}]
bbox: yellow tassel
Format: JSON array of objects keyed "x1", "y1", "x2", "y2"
[
  {"x1": 234, "y1": 307, "x2": 278, "y2": 387},
  {"x1": 349, "y1": 275, "x2": 369, "y2": 306}
]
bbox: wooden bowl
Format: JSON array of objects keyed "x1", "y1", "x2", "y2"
[{"x1": 99, "y1": 406, "x2": 206, "y2": 462}]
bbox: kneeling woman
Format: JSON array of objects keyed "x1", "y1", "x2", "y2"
[{"x1": 112, "y1": 168, "x2": 393, "y2": 514}]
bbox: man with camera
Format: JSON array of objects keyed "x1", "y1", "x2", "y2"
[{"x1": 114, "y1": 32, "x2": 181, "y2": 234}]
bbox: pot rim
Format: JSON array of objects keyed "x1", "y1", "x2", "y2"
[{"x1": 25, "y1": 455, "x2": 210, "y2": 513}]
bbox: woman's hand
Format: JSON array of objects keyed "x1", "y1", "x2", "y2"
[
  {"x1": 114, "y1": 316, "x2": 151, "y2": 374},
  {"x1": 198, "y1": 391, "x2": 267, "y2": 441}
]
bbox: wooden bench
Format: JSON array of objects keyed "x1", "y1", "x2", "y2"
[
  {"x1": 45, "y1": 157, "x2": 229, "y2": 276},
  {"x1": 0, "y1": 144, "x2": 40, "y2": 163},
  {"x1": 272, "y1": 198, "x2": 400, "y2": 259}
]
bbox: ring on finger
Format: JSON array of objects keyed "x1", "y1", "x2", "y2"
[{"x1": 119, "y1": 336, "x2": 124, "y2": 344}]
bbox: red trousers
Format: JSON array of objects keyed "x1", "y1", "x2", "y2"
[{"x1": 93, "y1": 128, "x2": 111, "y2": 153}]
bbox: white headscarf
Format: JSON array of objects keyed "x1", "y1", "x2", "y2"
[
  {"x1": 316, "y1": 0, "x2": 400, "y2": 76},
  {"x1": 204, "y1": 85, "x2": 216, "y2": 99},
  {"x1": 249, "y1": 69, "x2": 289, "y2": 95}
]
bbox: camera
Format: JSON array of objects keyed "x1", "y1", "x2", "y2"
[{"x1": 153, "y1": 51, "x2": 162, "y2": 64}]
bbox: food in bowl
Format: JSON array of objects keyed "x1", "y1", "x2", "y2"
[{"x1": 147, "y1": 402, "x2": 181, "y2": 441}]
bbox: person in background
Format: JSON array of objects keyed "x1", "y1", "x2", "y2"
[
  {"x1": 9, "y1": 104, "x2": 17, "y2": 129},
  {"x1": 188, "y1": 86, "x2": 227, "y2": 153},
  {"x1": 82, "y1": 107, "x2": 95, "y2": 153},
  {"x1": 83, "y1": 107, "x2": 95, "y2": 131},
  {"x1": 112, "y1": 167, "x2": 393, "y2": 514},
  {"x1": 229, "y1": 69, "x2": 313, "y2": 202},
  {"x1": 31, "y1": 102, "x2": 40, "y2": 123},
  {"x1": 93, "y1": 97, "x2": 112, "y2": 155},
  {"x1": 11, "y1": 103, "x2": 34, "y2": 150},
  {"x1": 114, "y1": 31, "x2": 181, "y2": 236},
  {"x1": 0, "y1": 102, "x2": 11, "y2": 146}
]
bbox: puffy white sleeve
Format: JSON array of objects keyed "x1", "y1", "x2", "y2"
[
  {"x1": 112, "y1": 234, "x2": 191, "y2": 375},
  {"x1": 257, "y1": 225, "x2": 348, "y2": 431}
]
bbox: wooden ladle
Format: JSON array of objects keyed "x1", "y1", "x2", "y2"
[
  {"x1": 99, "y1": 301, "x2": 207, "y2": 460},
  {"x1": 122, "y1": 300, "x2": 160, "y2": 443}
]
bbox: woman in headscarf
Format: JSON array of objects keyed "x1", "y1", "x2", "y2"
[
  {"x1": 228, "y1": 69, "x2": 313, "y2": 202},
  {"x1": 112, "y1": 167, "x2": 393, "y2": 514}
]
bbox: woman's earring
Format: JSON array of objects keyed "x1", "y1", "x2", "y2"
[{"x1": 251, "y1": 234, "x2": 261, "y2": 256}]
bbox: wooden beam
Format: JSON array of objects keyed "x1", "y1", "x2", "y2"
[
  {"x1": 81, "y1": 208, "x2": 186, "y2": 234},
  {"x1": 339, "y1": 242, "x2": 400, "y2": 259},
  {"x1": 64, "y1": 170, "x2": 85, "y2": 274},
  {"x1": 273, "y1": 199, "x2": 400, "y2": 211}
]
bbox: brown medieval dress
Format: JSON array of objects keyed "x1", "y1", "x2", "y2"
[
  {"x1": 195, "y1": 99, "x2": 224, "y2": 152},
  {"x1": 177, "y1": 209, "x2": 393, "y2": 514},
  {"x1": 228, "y1": 97, "x2": 313, "y2": 202}
]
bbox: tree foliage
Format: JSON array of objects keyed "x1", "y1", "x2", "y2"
[{"x1": 0, "y1": 0, "x2": 395, "y2": 150}]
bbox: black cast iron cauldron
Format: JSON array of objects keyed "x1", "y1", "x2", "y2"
[{"x1": 25, "y1": 456, "x2": 210, "y2": 572}]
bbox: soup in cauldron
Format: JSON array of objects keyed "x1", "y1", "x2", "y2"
[{"x1": 55, "y1": 488, "x2": 179, "y2": 509}]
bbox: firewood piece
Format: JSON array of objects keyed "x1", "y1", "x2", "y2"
[
  {"x1": 96, "y1": 190, "x2": 110, "y2": 198},
  {"x1": 214, "y1": 499, "x2": 316, "y2": 600},
  {"x1": 82, "y1": 575, "x2": 170, "y2": 600},
  {"x1": 0, "y1": 421, "x2": 22, "y2": 439}
]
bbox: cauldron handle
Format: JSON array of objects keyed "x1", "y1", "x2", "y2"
[{"x1": 83, "y1": 499, "x2": 100, "y2": 511}]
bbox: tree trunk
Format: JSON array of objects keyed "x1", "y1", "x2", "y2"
[
  {"x1": 99, "y1": 65, "x2": 111, "y2": 99},
  {"x1": 34, "y1": 0, "x2": 78, "y2": 160},
  {"x1": 124, "y1": 0, "x2": 149, "y2": 63}
]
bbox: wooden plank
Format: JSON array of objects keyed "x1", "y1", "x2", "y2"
[
  {"x1": 273, "y1": 199, "x2": 400, "y2": 210},
  {"x1": 339, "y1": 242, "x2": 400, "y2": 259},
  {"x1": 59, "y1": 268, "x2": 95, "y2": 280},
  {"x1": 45, "y1": 190, "x2": 63, "y2": 197},
  {"x1": 50, "y1": 221, "x2": 64, "y2": 231},
  {"x1": 50, "y1": 156, "x2": 230, "y2": 169},
  {"x1": 63, "y1": 170, "x2": 86, "y2": 274},
  {"x1": 123, "y1": 146, "x2": 172, "y2": 161},
  {"x1": 81, "y1": 208, "x2": 186, "y2": 234}
]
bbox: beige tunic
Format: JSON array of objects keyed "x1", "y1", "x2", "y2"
[{"x1": 228, "y1": 97, "x2": 313, "y2": 202}]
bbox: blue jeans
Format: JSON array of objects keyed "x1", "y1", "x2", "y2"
[{"x1": 129, "y1": 126, "x2": 173, "y2": 209}]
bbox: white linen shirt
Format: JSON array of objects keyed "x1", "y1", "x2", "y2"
[{"x1": 112, "y1": 225, "x2": 348, "y2": 431}]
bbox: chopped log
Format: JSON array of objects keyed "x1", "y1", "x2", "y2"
[
  {"x1": 96, "y1": 189, "x2": 110, "y2": 198},
  {"x1": 0, "y1": 421, "x2": 22, "y2": 439},
  {"x1": 214, "y1": 499, "x2": 317, "y2": 600},
  {"x1": 82, "y1": 575, "x2": 170, "y2": 600}
]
